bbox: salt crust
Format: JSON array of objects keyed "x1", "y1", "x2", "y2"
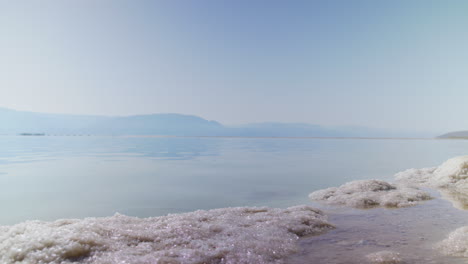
[
  {"x1": 395, "y1": 156, "x2": 468, "y2": 209},
  {"x1": 394, "y1": 167, "x2": 437, "y2": 187},
  {"x1": 395, "y1": 156, "x2": 468, "y2": 188},
  {"x1": 395, "y1": 156, "x2": 468, "y2": 258},
  {"x1": 437, "y1": 226, "x2": 468, "y2": 258},
  {"x1": 0, "y1": 205, "x2": 333, "y2": 264},
  {"x1": 366, "y1": 250, "x2": 402, "y2": 264},
  {"x1": 308, "y1": 180, "x2": 432, "y2": 208}
]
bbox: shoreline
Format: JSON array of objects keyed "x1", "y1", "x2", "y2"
[
  {"x1": 3, "y1": 144, "x2": 468, "y2": 263},
  {"x1": 0, "y1": 134, "x2": 439, "y2": 140},
  {"x1": 2, "y1": 184, "x2": 468, "y2": 264}
]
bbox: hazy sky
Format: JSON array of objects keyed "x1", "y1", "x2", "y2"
[{"x1": 1, "y1": 0, "x2": 468, "y2": 133}]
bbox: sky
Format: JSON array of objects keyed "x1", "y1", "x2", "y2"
[{"x1": 1, "y1": 0, "x2": 468, "y2": 134}]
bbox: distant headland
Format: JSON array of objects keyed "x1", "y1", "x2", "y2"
[{"x1": 437, "y1": 131, "x2": 468, "y2": 139}]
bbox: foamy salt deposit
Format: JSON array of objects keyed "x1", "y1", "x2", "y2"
[
  {"x1": 395, "y1": 156, "x2": 468, "y2": 188},
  {"x1": 366, "y1": 251, "x2": 402, "y2": 264},
  {"x1": 0, "y1": 205, "x2": 333, "y2": 264},
  {"x1": 394, "y1": 167, "x2": 437, "y2": 186},
  {"x1": 309, "y1": 180, "x2": 432, "y2": 209},
  {"x1": 394, "y1": 156, "x2": 468, "y2": 259},
  {"x1": 437, "y1": 226, "x2": 468, "y2": 258},
  {"x1": 395, "y1": 156, "x2": 468, "y2": 210}
]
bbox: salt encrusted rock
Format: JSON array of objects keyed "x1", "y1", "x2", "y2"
[
  {"x1": 366, "y1": 250, "x2": 403, "y2": 264},
  {"x1": 396, "y1": 156, "x2": 468, "y2": 188},
  {"x1": 309, "y1": 180, "x2": 431, "y2": 209},
  {"x1": 437, "y1": 226, "x2": 468, "y2": 258},
  {"x1": 0, "y1": 205, "x2": 333, "y2": 264},
  {"x1": 394, "y1": 167, "x2": 437, "y2": 186},
  {"x1": 395, "y1": 156, "x2": 468, "y2": 209}
]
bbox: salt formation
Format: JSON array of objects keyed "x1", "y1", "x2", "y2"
[
  {"x1": 0, "y1": 205, "x2": 333, "y2": 264},
  {"x1": 437, "y1": 226, "x2": 468, "y2": 257},
  {"x1": 366, "y1": 251, "x2": 402, "y2": 264},
  {"x1": 395, "y1": 156, "x2": 468, "y2": 209},
  {"x1": 395, "y1": 156, "x2": 468, "y2": 188},
  {"x1": 394, "y1": 167, "x2": 437, "y2": 186},
  {"x1": 309, "y1": 180, "x2": 431, "y2": 208}
]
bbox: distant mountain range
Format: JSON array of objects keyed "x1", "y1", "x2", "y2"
[{"x1": 0, "y1": 107, "x2": 428, "y2": 137}]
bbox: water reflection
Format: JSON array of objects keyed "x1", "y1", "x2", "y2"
[{"x1": 439, "y1": 188, "x2": 468, "y2": 210}]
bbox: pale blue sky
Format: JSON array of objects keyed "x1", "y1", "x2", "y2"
[{"x1": 1, "y1": 0, "x2": 468, "y2": 133}]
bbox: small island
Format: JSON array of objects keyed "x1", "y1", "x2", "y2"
[{"x1": 19, "y1": 133, "x2": 46, "y2": 136}]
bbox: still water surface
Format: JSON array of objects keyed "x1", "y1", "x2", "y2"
[{"x1": 0, "y1": 135, "x2": 467, "y2": 227}]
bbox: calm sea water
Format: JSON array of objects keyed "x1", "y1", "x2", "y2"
[{"x1": 1, "y1": 135, "x2": 468, "y2": 226}]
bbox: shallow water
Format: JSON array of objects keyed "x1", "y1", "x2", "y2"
[
  {"x1": 3, "y1": 136, "x2": 468, "y2": 263},
  {"x1": 289, "y1": 191, "x2": 468, "y2": 263}
]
